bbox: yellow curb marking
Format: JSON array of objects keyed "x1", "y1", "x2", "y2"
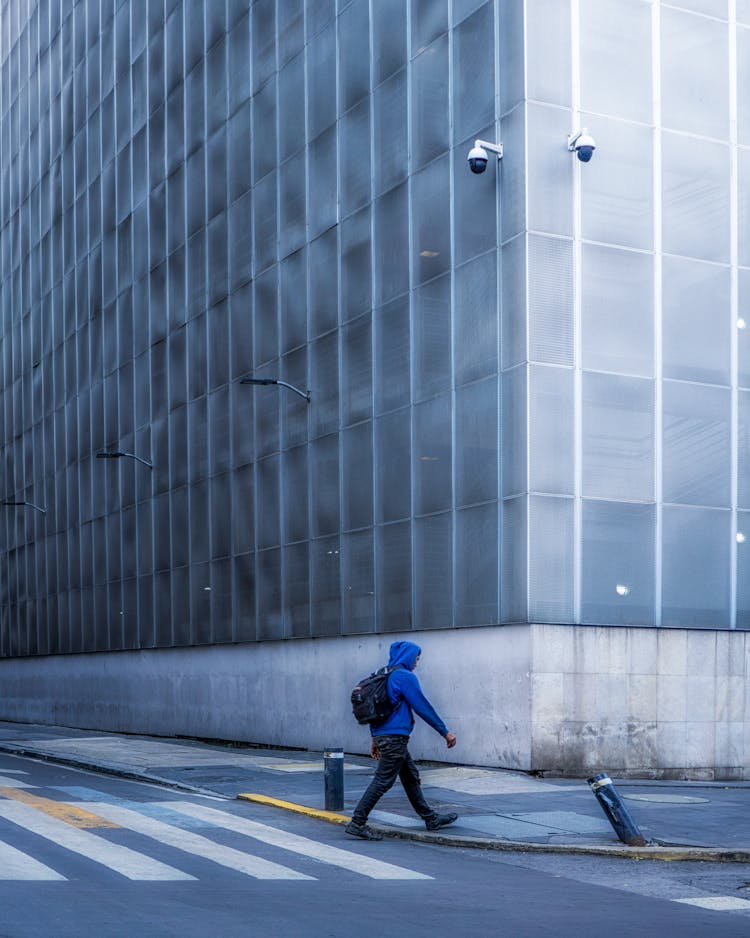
[
  {"x1": 237, "y1": 793, "x2": 349, "y2": 825},
  {"x1": 0, "y1": 787, "x2": 119, "y2": 829}
]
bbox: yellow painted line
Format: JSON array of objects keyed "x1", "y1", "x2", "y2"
[
  {"x1": 237, "y1": 793, "x2": 349, "y2": 825},
  {"x1": 0, "y1": 787, "x2": 119, "y2": 829}
]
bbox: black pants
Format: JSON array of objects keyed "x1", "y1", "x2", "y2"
[{"x1": 352, "y1": 735, "x2": 436, "y2": 826}]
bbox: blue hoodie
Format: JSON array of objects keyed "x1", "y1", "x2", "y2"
[{"x1": 370, "y1": 640, "x2": 449, "y2": 738}]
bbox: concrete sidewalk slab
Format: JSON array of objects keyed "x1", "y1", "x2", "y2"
[
  {"x1": 7, "y1": 736, "x2": 370, "y2": 772},
  {"x1": 418, "y1": 767, "x2": 575, "y2": 795}
]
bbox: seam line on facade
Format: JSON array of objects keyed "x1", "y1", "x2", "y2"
[
  {"x1": 495, "y1": 0, "x2": 503, "y2": 624},
  {"x1": 405, "y1": 0, "x2": 416, "y2": 632},
  {"x1": 729, "y1": 0, "x2": 739, "y2": 630},
  {"x1": 448, "y1": 0, "x2": 457, "y2": 630},
  {"x1": 653, "y1": 0, "x2": 663, "y2": 629},
  {"x1": 571, "y1": 0, "x2": 582, "y2": 626},
  {"x1": 522, "y1": 0, "x2": 531, "y2": 619}
]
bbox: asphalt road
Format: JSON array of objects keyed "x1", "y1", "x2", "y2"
[{"x1": 0, "y1": 754, "x2": 749, "y2": 938}]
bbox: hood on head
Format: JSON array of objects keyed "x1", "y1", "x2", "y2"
[{"x1": 388, "y1": 640, "x2": 421, "y2": 671}]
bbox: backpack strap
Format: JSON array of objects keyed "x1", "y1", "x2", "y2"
[{"x1": 385, "y1": 663, "x2": 404, "y2": 700}]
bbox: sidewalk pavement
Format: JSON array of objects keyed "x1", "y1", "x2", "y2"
[{"x1": 1, "y1": 720, "x2": 749, "y2": 863}]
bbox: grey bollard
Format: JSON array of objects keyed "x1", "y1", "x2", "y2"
[
  {"x1": 324, "y1": 749, "x2": 344, "y2": 811},
  {"x1": 587, "y1": 772, "x2": 647, "y2": 847}
]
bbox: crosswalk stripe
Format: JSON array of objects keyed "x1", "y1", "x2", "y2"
[
  {"x1": 53, "y1": 787, "x2": 219, "y2": 831},
  {"x1": 0, "y1": 837, "x2": 66, "y2": 880},
  {"x1": 0, "y1": 775, "x2": 34, "y2": 789},
  {"x1": 0, "y1": 801, "x2": 195, "y2": 881},
  {"x1": 166, "y1": 801, "x2": 433, "y2": 881},
  {"x1": 74, "y1": 802, "x2": 315, "y2": 880},
  {"x1": 0, "y1": 786, "x2": 118, "y2": 828},
  {"x1": 675, "y1": 896, "x2": 750, "y2": 912}
]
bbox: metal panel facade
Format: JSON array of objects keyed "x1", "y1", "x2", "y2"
[
  {"x1": 1, "y1": 0, "x2": 748, "y2": 659},
  {"x1": 0, "y1": 0, "x2": 502, "y2": 654}
]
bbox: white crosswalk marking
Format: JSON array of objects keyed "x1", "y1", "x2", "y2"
[
  {"x1": 166, "y1": 801, "x2": 433, "y2": 881},
  {"x1": 75, "y1": 802, "x2": 315, "y2": 880},
  {"x1": 675, "y1": 896, "x2": 750, "y2": 912},
  {"x1": 0, "y1": 837, "x2": 65, "y2": 880},
  {"x1": 0, "y1": 801, "x2": 194, "y2": 881},
  {"x1": 0, "y1": 789, "x2": 432, "y2": 883},
  {"x1": 0, "y1": 775, "x2": 33, "y2": 788}
]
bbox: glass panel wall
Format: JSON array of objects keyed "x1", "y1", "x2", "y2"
[{"x1": 526, "y1": 0, "x2": 742, "y2": 630}]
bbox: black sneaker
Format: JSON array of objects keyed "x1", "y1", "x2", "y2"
[
  {"x1": 345, "y1": 821, "x2": 383, "y2": 841},
  {"x1": 425, "y1": 812, "x2": 458, "y2": 831}
]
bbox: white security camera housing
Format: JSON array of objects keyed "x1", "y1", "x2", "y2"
[
  {"x1": 467, "y1": 138, "x2": 503, "y2": 174},
  {"x1": 467, "y1": 145, "x2": 488, "y2": 174},
  {"x1": 567, "y1": 128, "x2": 597, "y2": 163}
]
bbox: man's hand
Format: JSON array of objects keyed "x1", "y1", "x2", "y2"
[
  {"x1": 370, "y1": 740, "x2": 381, "y2": 759},
  {"x1": 445, "y1": 732, "x2": 457, "y2": 749}
]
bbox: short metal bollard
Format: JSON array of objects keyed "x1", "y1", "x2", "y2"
[
  {"x1": 324, "y1": 749, "x2": 344, "y2": 812},
  {"x1": 587, "y1": 772, "x2": 647, "y2": 847}
]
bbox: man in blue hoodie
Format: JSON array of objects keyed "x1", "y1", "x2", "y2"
[{"x1": 346, "y1": 640, "x2": 458, "y2": 841}]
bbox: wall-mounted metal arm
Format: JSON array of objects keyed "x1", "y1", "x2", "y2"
[
  {"x1": 473, "y1": 138, "x2": 504, "y2": 159},
  {"x1": 96, "y1": 451, "x2": 154, "y2": 469},
  {"x1": 240, "y1": 376, "x2": 311, "y2": 403},
  {"x1": 0, "y1": 500, "x2": 47, "y2": 514}
]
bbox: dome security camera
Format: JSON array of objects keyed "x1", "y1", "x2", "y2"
[
  {"x1": 466, "y1": 139, "x2": 503, "y2": 174},
  {"x1": 467, "y1": 145, "x2": 489, "y2": 174},
  {"x1": 567, "y1": 128, "x2": 597, "y2": 163},
  {"x1": 575, "y1": 134, "x2": 596, "y2": 162}
]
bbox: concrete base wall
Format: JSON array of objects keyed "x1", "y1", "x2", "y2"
[
  {"x1": 0, "y1": 624, "x2": 747, "y2": 777},
  {"x1": 531, "y1": 625, "x2": 750, "y2": 779},
  {"x1": 0, "y1": 627, "x2": 533, "y2": 768}
]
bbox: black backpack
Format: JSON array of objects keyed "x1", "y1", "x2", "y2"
[{"x1": 350, "y1": 665, "x2": 402, "y2": 725}]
